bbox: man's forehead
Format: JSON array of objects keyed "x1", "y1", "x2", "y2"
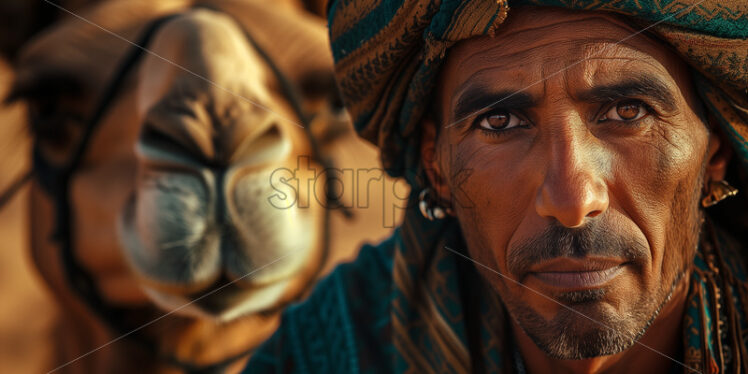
[
  {"x1": 449, "y1": 41, "x2": 669, "y2": 99},
  {"x1": 451, "y1": 6, "x2": 643, "y2": 57},
  {"x1": 439, "y1": 6, "x2": 690, "y2": 111},
  {"x1": 446, "y1": 8, "x2": 669, "y2": 78}
]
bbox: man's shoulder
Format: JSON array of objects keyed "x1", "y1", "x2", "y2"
[
  {"x1": 245, "y1": 231, "x2": 398, "y2": 373},
  {"x1": 286, "y1": 230, "x2": 396, "y2": 334}
]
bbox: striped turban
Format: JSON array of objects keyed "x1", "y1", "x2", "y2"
[
  {"x1": 328, "y1": 0, "x2": 748, "y2": 187},
  {"x1": 326, "y1": 3, "x2": 748, "y2": 373}
]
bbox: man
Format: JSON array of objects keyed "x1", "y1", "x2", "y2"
[{"x1": 245, "y1": 1, "x2": 748, "y2": 373}]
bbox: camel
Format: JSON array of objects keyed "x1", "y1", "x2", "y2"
[{"x1": 7, "y1": 0, "x2": 406, "y2": 372}]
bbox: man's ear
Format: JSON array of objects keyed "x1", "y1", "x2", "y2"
[
  {"x1": 705, "y1": 116, "x2": 732, "y2": 183},
  {"x1": 421, "y1": 117, "x2": 452, "y2": 203}
]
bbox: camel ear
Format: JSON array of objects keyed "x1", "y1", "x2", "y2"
[
  {"x1": 299, "y1": 71, "x2": 352, "y2": 147},
  {"x1": 6, "y1": 69, "x2": 87, "y2": 147},
  {"x1": 307, "y1": 102, "x2": 352, "y2": 148}
]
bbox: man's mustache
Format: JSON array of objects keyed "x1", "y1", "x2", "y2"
[{"x1": 506, "y1": 220, "x2": 648, "y2": 278}]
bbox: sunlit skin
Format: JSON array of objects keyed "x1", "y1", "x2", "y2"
[{"x1": 421, "y1": 7, "x2": 730, "y2": 374}]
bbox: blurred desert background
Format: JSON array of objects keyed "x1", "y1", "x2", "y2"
[
  {"x1": 1, "y1": 4, "x2": 100, "y2": 372},
  {"x1": 1, "y1": 2, "x2": 94, "y2": 370},
  {"x1": 0, "y1": 58, "x2": 57, "y2": 374}
]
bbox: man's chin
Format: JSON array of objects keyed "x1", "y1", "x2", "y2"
[
  {"x1": 511, "y1": 300, "x2": 654, "y2": 360},
  {"x1": 515, "y1": 266, "x2": 689, "y2": 359}
]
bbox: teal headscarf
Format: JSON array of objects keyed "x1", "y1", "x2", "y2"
[{"x1": 329, "y1": 0, "x2": 748, "y2": 187}]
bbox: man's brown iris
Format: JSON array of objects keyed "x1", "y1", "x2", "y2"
[
  {"x1": 616, "y1": 101, "x2": 641, "y2": 120},
  {"x1": 485, "y1": 112, "x2": 509, "y2": 129}
]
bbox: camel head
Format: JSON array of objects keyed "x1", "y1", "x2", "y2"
[{"x1": 9, "y1": 0, "x2": 348, "y2": 321}]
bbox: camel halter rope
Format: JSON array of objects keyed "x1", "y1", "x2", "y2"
[{"x1": 0, "y1": 8, "x2": 348, "y2": 373}]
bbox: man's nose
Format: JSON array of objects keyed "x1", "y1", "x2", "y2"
[{"x1": 534, "y1": 125, "x2": 609, "y2": 228}]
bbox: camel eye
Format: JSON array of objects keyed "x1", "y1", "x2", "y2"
[
  {"x1": 26, "y1": 98, "x2": 86, "y2": 149},
  {"x1": 600, "y1": 100, "x2": 649, "y2": 122},
  {"x1": 8, "y1": 73, "x2": 86, "y2": 148}
]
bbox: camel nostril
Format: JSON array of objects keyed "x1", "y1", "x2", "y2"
[
  {"x1": 138, "y1": 121, "x2": 206, "y2": 165},
  {"x1": 231, "y1": 123, "x2": 290, "y2": 166}
]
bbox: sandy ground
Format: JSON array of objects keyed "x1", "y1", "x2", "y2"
[{"x1": 0, "y1": 58, "x2": 57, "y2": 374}]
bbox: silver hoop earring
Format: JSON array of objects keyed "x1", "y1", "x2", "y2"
[{"x1": 418, "y1": 188, "x2": 451, "y2": 221}]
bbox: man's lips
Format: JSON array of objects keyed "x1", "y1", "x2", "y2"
[{"x1": 527, "y1": 258, "x2": 626, "y2": 290}]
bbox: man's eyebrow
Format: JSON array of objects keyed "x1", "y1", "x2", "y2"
[
  {"x1": 577, "y1": 74, "x2": 677, "y2": 111},
  {"x1": 451, "y1": 86, "x2": 537, "y2": 124}
]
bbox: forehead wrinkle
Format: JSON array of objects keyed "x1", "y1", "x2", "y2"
[
  {"x1": 570, "y1": 55, "x2": 669, "y2": 90},
  {"x1": 579, "y1": 42, "x2": 670, "y2": 71},
  {"x1": 454, "y1": 38, "x2": 652, "y2": 89},
  {"x1": 450, "y1": 40, "x2": 588, "y2": 100},
  {"x1": 571, "y1": 57, "x2": 678, "y2": 105},
  {"x1": 453, "y1": 41, "x2": 669, "y2": 105},
  {"x1": 452, "y1": 67, "x2": 540, "y2": 108}
]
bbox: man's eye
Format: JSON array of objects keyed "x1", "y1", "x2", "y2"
[
  {"x1": 475, "y1": 110, "x2": 525, "y2": 131},
  {"x1": 599, "y1": 100, "x2": 649, "y2": 122}
]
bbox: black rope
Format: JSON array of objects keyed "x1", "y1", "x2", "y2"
[
  {"x1": 0, "y1": 169, "x2": 32, "y2": 210},
  {"x1": 31, "y1": 10, "x2": 182, "y2": 364}
]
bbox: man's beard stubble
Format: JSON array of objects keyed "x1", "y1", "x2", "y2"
[{"x1": 491, "y1": 178, "x2": 704, "y2": 360}]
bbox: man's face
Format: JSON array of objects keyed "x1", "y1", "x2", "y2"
[{"x1": 425, "y1": 7, "x2": 718, "y2": 359}]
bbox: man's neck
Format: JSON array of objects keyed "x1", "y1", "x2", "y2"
[{"x1": 512, "y1": 273, "x2": 690, "y2": 374}]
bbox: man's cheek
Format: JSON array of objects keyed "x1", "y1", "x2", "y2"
[
  {"x1": 453, "y1": 174, "x2": 516, "y2": 274},
  {"x1": 450, "y1": 168, "x2": 474, "y2": 210},
  {"x1": 608, "y1": 138, "x2": 687, "y2": 242},
  {"x1": 625, "y1": 125, "x2": 704, "y2": 196},
  {"x1": 453, "y1": 179, "x2": 499, "y2": 267},
  {"x1": 612, "y1": 130, "x2": 705, "y2": 282}
]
